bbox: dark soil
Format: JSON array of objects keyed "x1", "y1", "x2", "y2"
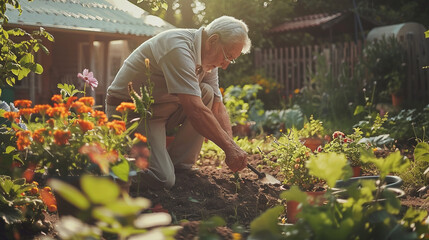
[
  {"x1": 135, "y1": 154, "x2": 283, "y2": 239},
  {"x1": 34, "y1": 149, "x2": 429, "y2": 240}
]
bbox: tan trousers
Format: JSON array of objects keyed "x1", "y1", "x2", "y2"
[{"x1": 106, "y1": 83, "x2": 215, "y2": 189}]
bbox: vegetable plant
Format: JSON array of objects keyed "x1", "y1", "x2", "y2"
[
  {"x1": 249, "y1": 149, "x2": 429, "y2": 240},
  {"x1": 264, "y1": 130, "x2": 323, "y2": 191}
]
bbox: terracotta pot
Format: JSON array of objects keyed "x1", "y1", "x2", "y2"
[
  {"x1": 391, "y1": 94, "x2": 404, "y2": 107},
  {"x1": 352, "y1": 166, "x2": 361, "y2": 177},
  {"x1": 232, "y1": 122, "x2": 252, "y2": 137},
  {"x1": 300, "y1": 137, "x2": 323, "y2": 152},
  {"x1": 286, "y1": 190, "x2": 326, "y2": 223}
]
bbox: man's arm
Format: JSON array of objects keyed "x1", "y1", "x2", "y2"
[
  {"x1": 211, "y1": 101, "x2": 233, "y2": 138},
  {"x1": 177, "y1": 94, "x2": 247, "y2": 172}
]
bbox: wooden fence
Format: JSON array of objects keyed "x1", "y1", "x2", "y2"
[{"x1": 254, "y1": 37, "x2": 429, "y2": 104}]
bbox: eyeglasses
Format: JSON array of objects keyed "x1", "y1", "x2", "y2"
[{"x1": 221, "y1": 45, "x2": 236, "y2": 64}]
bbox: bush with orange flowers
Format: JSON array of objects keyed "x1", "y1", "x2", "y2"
[
  {"x1": 0, "y1": 83, "x2": 148, "y2": 181},
  {"x1": 0, "y1": 175, "x2": 53, "y2": 237}
]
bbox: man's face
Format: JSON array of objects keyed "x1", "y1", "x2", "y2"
[{"x1": 201, "y1": 34, "x2": 244, "y2": 72}]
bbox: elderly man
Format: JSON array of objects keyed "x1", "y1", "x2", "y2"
[{"x1": 106, "y1": 16, "x2": 251, "y2": 189}]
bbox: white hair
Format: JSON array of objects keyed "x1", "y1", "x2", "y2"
[{"x1": 205, "y1": 16, "x2": 252, "y2": 54}]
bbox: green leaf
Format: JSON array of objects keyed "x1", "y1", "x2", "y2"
[
  {"x1": 111, "y1": 158, "x2": 130, "y2": 182},
  {"x1": 102, "y1": 196, "x2": 151, "y2": 216},
  {"x1": 361, "y1": 150, "x2": 409, "y2": 179},
  {"x1": 5, "y1": 146, "x2": 16, "y2": 154},
  {"x1": 307, "y1": 152, "x2": 350, "y2": 188},
  {"x1": 354, "y1": 105, "x2": 365, "y2": 115},
  {"x1": 34, "y1": 63, "x2": 43, "y2": 74},
  {"x1": 280, "y1": 185, "x2": 307, "y2": 203},
  {"x1": 48, "y1": 178, "x2": 90, "y2": 210},
  {"x1": 250, "y1": 205, "x2": 284, "y2": 236},
  {"x1": 414, "y1": 142, "x2": 429, "y2": 163},
  {"x1": 81, "y1": 175, "x2": 120, "y2": 205}
]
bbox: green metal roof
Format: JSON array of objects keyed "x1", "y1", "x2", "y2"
[{"x1": 5, "y1": 0, "x2": 175, "y2": 37}]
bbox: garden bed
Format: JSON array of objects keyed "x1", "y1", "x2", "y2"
[{"x1": 36, "y1": 150, "x2": 429, "y2": 239}]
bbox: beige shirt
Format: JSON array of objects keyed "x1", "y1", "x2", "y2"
[{"x1": 107, "y1": 27, "x2": 222, "y2": 103}]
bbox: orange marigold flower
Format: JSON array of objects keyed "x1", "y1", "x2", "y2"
[
  {"x1": 135, "y1": 156, "x2": 149, "y2": 170},
  {"x1": 16, "y1": 130, "x2": 31, "y2": 151},
  {"x1": 46, "y1": 118, "x2": 55, "y2": 128},
  {"x1": 32, "y1": 181, "x2": 39, "y2": 186},
  {"x1": 71, "y1": 101, "x2": 84, "y2": 112},
  {"x1": 30, "y1": 187, "x2": 39, "y2": 195},
  {"x1": 66, "y1": 96, "x2": 78, "y2": 109},
  {"x1": 2, "y1": 111, "x2": 19, "y2": 122},
  {"x1": 33, "y1": 105, "x2": 51, "y2": 116},
  {"x1": 106, "y1": 120, "x2": 126, "y2": 135},
  {"x1": 294, "y1": 88, "x2": 300, "y2": 94},
  {"x1": 78, "y1": 97, "x2": 95, "y2": 107},
  {"x1": 51, "y1": 94, "x2": 63, "y2": 103},
  {"x1": 93, "y1": 110, "x2": 108, "y2": 125},
  {"x1": 232, "y1": 233, "x2": 242, "y2": 240},
  {"x1": 134, "y1": 133, "x2": 147, "y2": 143},
  {"x1": 76, "y1": 119, "x2": 94, "y2": 132},
  {"x1": 46, "y1": 106, "x2": 69, "y2": 118},
  {"x1": 76, "y1": 105, "x2": 94, "y2": 115},
  {"x1": 48, "y1": 204, "x2": 57, "y2": 212},
  {"x1": 33, "y1": 128, "x2": 46, "y2": 144},
  {"x1": 53, "y1": 129, "x2": 71, "y2": 145},
  {"x1": 18, "y1": 108, "x2": 34, "y2": 121},
  {"x1": 14, "y1": 100, "x2": 32, "y2": 108},
  {"x1": 40, "y1": 187, "x2": 57, "y2": 207},
  {"x1": 116, "y1": 102, "x2": 136, "y2": 113},
  {"x1": 22, "y1": 168, "x2": 35, "y2": 183}
]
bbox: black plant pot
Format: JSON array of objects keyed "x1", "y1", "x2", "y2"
[{"x1": 334, "y1": 175, "x2": 403, "y2": 189}]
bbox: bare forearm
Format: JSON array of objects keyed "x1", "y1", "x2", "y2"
[
  {"x1": 178, "y1": 94, "x2": 247, "y2": 172},
  {"x1": 212, "y1": 102, "x2": 233, "y2": 138},
  {"x1": 179, "y1": 95, "x2": 235, "y2": 151}
]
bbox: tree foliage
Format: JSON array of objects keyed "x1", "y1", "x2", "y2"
[{"x1": 0, "y1": 0, "x2": 54, "y2": 96}]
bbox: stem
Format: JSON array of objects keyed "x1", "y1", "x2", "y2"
[{"x1": 83, "y1": 83, "x2": 87, "y2": 97}]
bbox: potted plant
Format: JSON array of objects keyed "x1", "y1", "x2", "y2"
[
  {"x1": 298, "y1": 115, "x2": 325, "y2": 151},
  {"x1": 386, "y1": 71, "x2": 405, "y2": 107},
  {"x1": 264, "y1": 130, "x2": 326, "y2": 223},
  {"x1": 319, "y1": 128, "x2": 370, "y2": 176}
]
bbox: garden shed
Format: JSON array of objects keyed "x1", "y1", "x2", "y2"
[{"x1": 3, "y1": 0, "x2": 174, "y2": 107}]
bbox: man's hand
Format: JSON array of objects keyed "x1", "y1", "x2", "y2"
[{"x1": 225, "y1": 147, "x2": 248, "y2": 172}]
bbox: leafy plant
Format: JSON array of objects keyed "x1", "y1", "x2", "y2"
[
  {"x1": 250, "y1": 150, "x2": 429, "y2": 240},
  {"x1": 264, "y1": 130, "x2": 323, "y2": 191},
  {"x1": 261, "y1": 106, "x2": 304, "y2": 137},
  {"x1": 298, "y1": 115, "x2": 324, "y2": 139},
  {"x1": 362, "y1": 35, "x2": 407, "y2": 102},
  {"x1": 0, "y1": 1, "x2": 54, "y2": 96},
  {"x1": 295, "y1": 52, "x2": 365, "y2": 126},
  {"x1": 0, "y1": 176, "x2": 54, "y2": 239},
  {"x1": 398, "y1": 142, "x2": 429, "y2": 192},
  {"x1": 319, "y1": 129, "x2": 370, "y2": 167},
  {"x1": 223, "y1": 84, "x2": 265, "y2": 126},
  {"x1": 0, "y1": 78, "x2": 147, "y2": 180},
  {"x1": 47, "y1": 175, "x2": 180, "y2": 239}
]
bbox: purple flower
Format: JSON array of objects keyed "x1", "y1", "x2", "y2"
[{"x1": 77, "y1": 69, "x2": 98, "y2": 90}]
